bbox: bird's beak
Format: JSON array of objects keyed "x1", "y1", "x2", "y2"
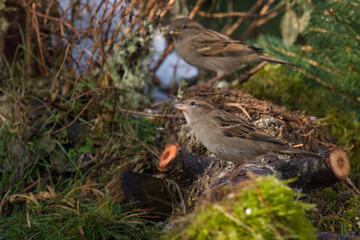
[
  {"x1": 174, "y1": 101, "x2": 187, "y2": 111},
  {"x1": 166, "y1": 26, "x2": 180, "y2": 36}
]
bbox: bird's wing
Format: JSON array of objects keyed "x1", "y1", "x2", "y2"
[
  {"x1": 213, "y1": 111, "x2": 285, "y2": 146},
  {"x1": 193, "y1": 30, "x2": 262, "y2": 57}
]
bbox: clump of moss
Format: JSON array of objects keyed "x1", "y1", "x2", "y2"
[
  {"x1": 307, "y1": 187, "x2": 360, "y2": 235},
  {"x1": 165, "y1": 175, "x2": 317, "y2": 240}
]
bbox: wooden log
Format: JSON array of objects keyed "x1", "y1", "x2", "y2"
[
  {"x1": 271, "y1": 147, "x2": 351, "y2": 193},
  {"x1": 107, "y1": 170, "x2": 173, "y2": 220},
  {"x1": 157, "y1": 144, "x2": 350, "y2": 194},
  {"x1": 157, "y1": 143, "x2": 215, "y2": 185}
]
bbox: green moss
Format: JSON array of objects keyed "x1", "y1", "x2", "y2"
[
  {"x1": 165, "y1": 176, "x2": 317, "y2": 240},
  {"x1": 307, "y1": 187, "x2": 360, "y2": 235}
]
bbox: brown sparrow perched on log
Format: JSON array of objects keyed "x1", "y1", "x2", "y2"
[
  {"x1": 174, "y1": 97, "x2": 321, "y2": 164},
  {"x1": 167, "y1": 18, "x2": 295, "y2": 85}
]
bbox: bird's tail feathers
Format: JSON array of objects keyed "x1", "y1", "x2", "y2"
[
  {"x1": 283, "y1": 148, "x2": 323, "y2": 159},
  {"x1": 260, "y1": 56, "x2": 297, "y2": 68}
]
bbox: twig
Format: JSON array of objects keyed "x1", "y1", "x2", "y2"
[
  {"x1": 104, "y1": 1, "x2": 124, "y2": 21},
  {"x1": 225, "y1": 102, "x2": 252, "y2": 120},
  {"x1": 226, "y1": 0, "x2": 264, "y2": 36},
  {"x1": 25, "y1": 180, "x2": 39, "y2": 192},
  {"x1": 240, "y1": 0, "x2": 286, "y2": 40},
  {"x1": 52, "y1": 98, "x2": 94, "y2": 135},
  {"x1": 197, "y1": 11, "x2": 257, "y2": 18},
  {"x1": 159, "y1": 0, "x2": 175, "y2": 19},
  {"x1": 43, "y1": 97, "x2": 71, "y2": 112},
  {"x1": 32, "y1": 3, "x2": 48, "y2": 77},
  {"x1": 188, "y1": 0, "x2": 206, "y2": 19},
  {"x1": 68, "y1": 86, "x2": 118, "y2": 103},
  {"x1": 346, "y1": 178, "x2": 360, "y2": 195},
  {"x1": 118, "y1": 106, "x2": 177, "y2": 118},
  {"x1": 152, "y1": 43, "x2": 174, "y2": 74},
  {"x1": 26, "y1": 7, "x2": 80, "y2": 36},
  {"x1": 237, "y1": 61, "x2": 268, "y2": 84},
  {"x1": 51, "y1": 44, "x2": 71, "y2": 96},
  {"x1": 292, "y1": 144, "x2": 304, "y2": 148},
  {"x1": 151, "y1": 100, "x2": 173, "y2": 108}
]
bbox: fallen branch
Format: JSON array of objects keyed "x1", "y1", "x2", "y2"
[
  {"x1": 271, "y1": 146, "x2": 350, "y2": 193},
  {"x1": 157, "y1": 144, "x2": 351, "y2": 197}
]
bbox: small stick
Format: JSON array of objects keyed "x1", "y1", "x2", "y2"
[{"x1": 225, "y1": 102, "x2": 252, "y2": 120}]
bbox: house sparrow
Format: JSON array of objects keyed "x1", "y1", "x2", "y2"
[
  {"x1": 167, "y1": 18, "x2": 295, "y2": 83},
  {"x1": 174, "y1": 97, "x2": 321, "y2": 164}
]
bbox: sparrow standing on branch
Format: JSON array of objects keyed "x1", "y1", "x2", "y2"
[
  {"x1": 167, "y1": 18, "x2": 295, "y2": 85},
  {"x1": 174, "y1": 97, "x2": 321, "y2": 164}
]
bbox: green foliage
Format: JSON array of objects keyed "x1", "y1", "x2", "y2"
[
  {"x1": 257, "y1": 0, "x2": 360, "y2": 105},
  {"x1": 165, "y1": 176, "x2": 317, "y2": 240},
  {"x1": 307, "y1": 188, "x2": 360, "y2": 235},
  {"x1": 304, "y1": 0, "x2": 360, "y2": 102},
  {"x1": 249, "y1": 0, "x2": 360, "y2": 179}
]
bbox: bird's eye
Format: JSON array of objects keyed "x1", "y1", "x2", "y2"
[
  {"x1": 181, "y1": 25, "x2": 188, "y2": 30},
  {"x1": 190, "y1": 101, "x2": 195, "y2": 106}
]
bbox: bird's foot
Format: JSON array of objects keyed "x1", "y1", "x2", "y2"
[{"x1": 261, "y1": 156, "x2": 280, "y2": 164}]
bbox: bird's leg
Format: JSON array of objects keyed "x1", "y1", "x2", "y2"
[
  {"x1": 238, "y1": 61, "x2": 268, "y2": 84},
  {"x1": 204, "y1": 74, "x2": 225, "y2": 88},
  {"x1": 204, "y1": 75, "x2": 220, "y2": 87}
]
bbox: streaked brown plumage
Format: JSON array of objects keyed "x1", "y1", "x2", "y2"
[
  {"x1": 174, "y1": 97, "x2": 321, "y2": 164},
  {"x1": 167, "y1": 18, "x2": 295, "y2": 79}
]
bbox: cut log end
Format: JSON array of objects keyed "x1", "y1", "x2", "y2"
[
  {"x1": 157, "y1": 143, "x2": 181, "y2": 172},
  {"x1": 326, "y1": 147, "x2": 351, "y2": 181}
]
